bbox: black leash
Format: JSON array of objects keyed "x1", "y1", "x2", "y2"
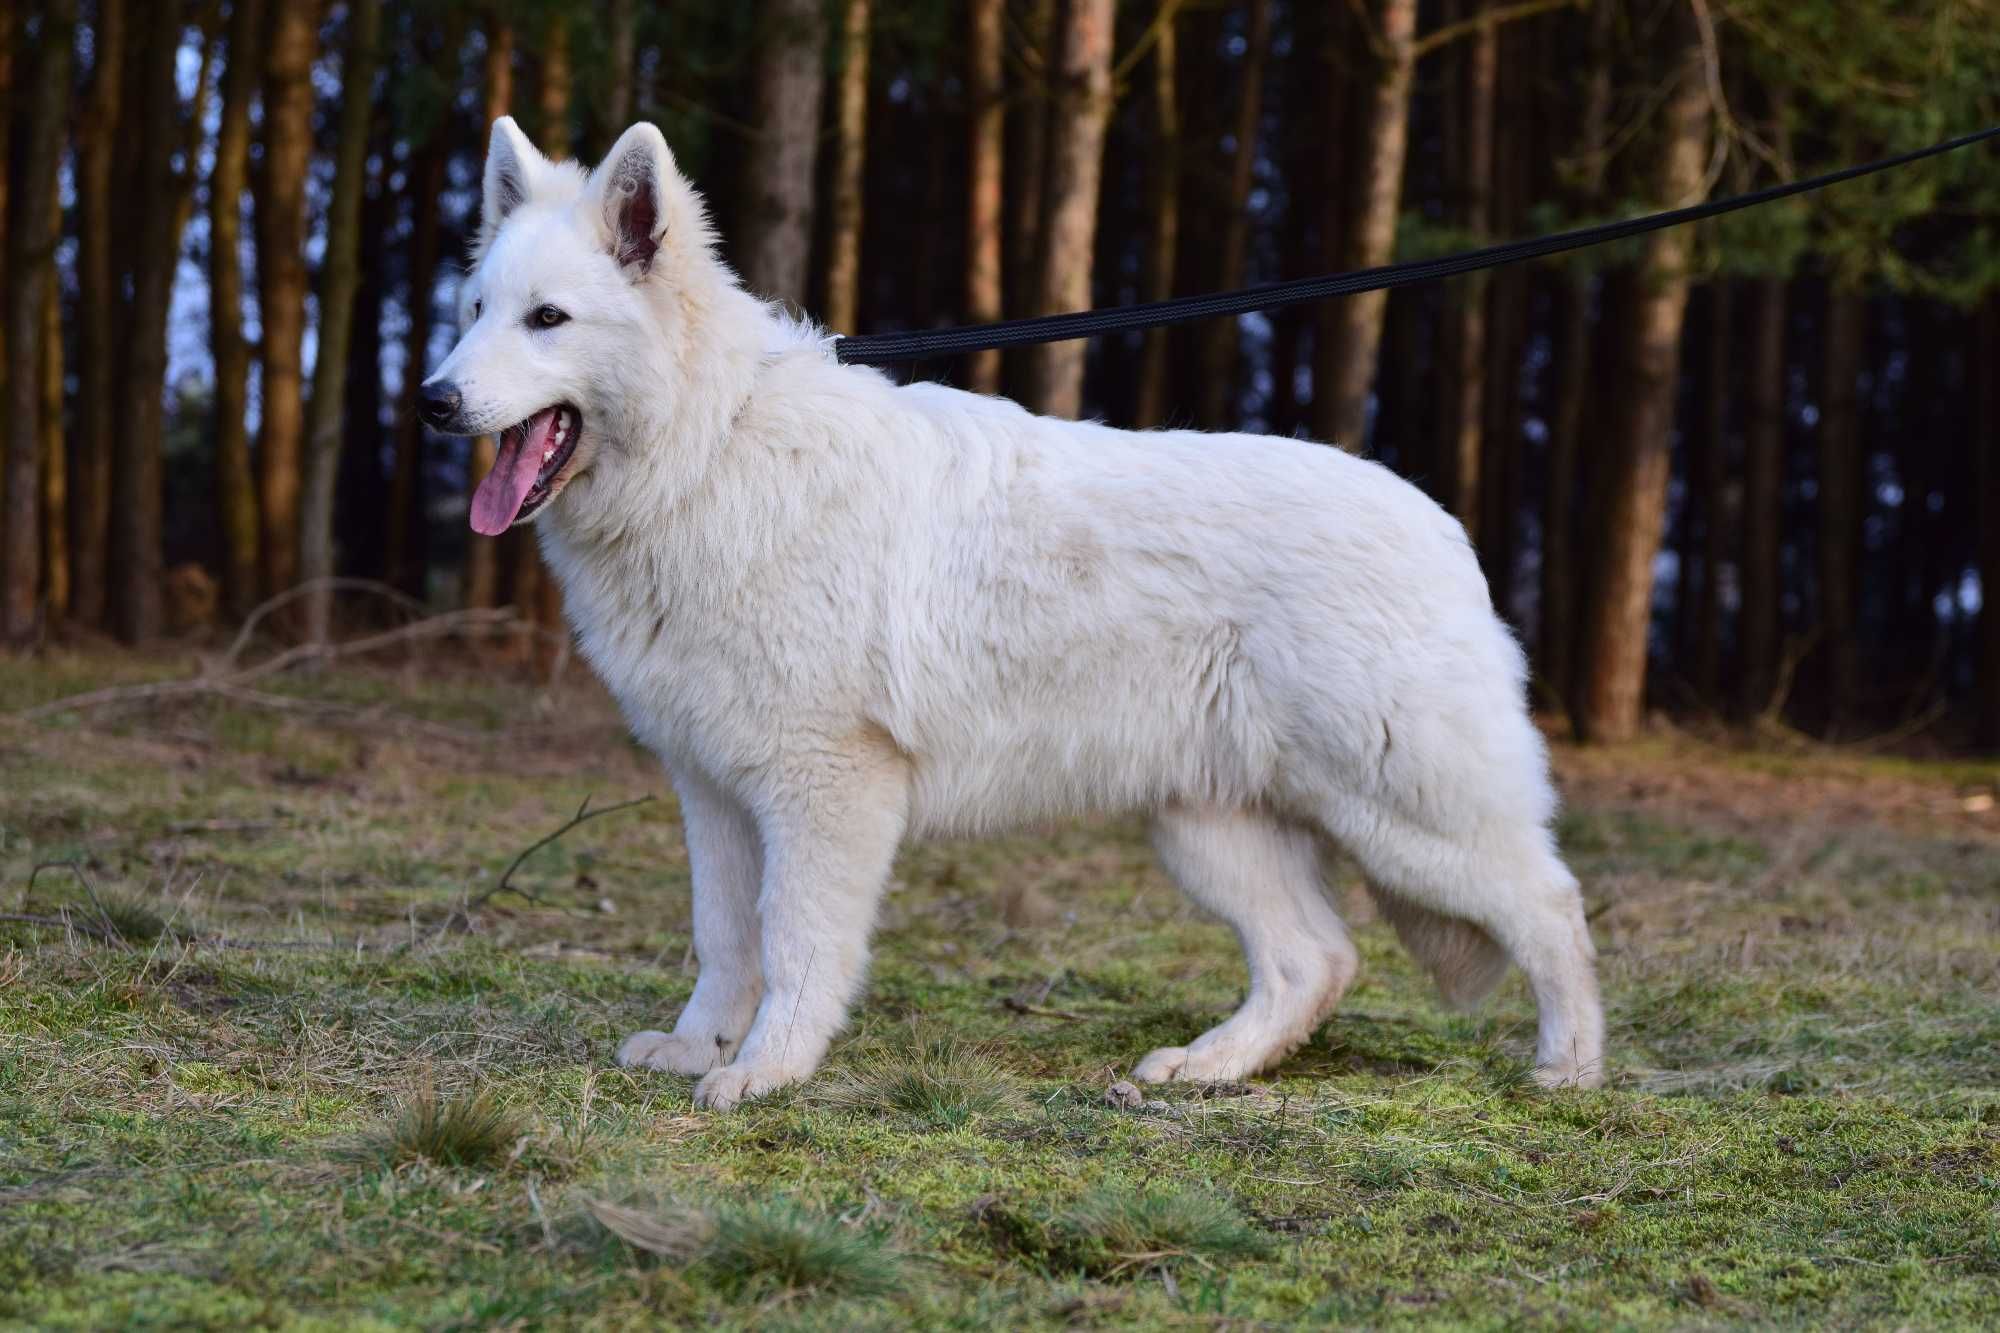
[{"x1": 832, "y1": 123, "x2": 2000, "y2": 368}]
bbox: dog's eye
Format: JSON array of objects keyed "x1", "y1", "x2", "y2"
[{"x1": 530, "y1": 304, "x2": 570, "y2": 329}]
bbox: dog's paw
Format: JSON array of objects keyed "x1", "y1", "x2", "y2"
[
  {"x1": 1133, "y1": 1042, "x2": 1262, "y2": 1084},
  {"x1": 617, "y1": 1029, "x2": 731, "y2": 1077},
  {"x1": 1131, "y1": 1046, "x2": 1188, "y2": 1083},
  {"x1": 691, "y1": 1062, "x2": 799, "y2": 1111},
  {"x1": 1532, "y1": 1057, "x2": 1603, "y2": 1090}
]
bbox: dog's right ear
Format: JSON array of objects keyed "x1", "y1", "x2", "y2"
[{"x1": 479, "y1": 116, "x2": 549, "y2": 256}]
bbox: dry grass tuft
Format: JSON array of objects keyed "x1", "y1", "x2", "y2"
[
  {"x1": 817, "y1": 1034, "x2": 1024, "y2": 1129},
  {"x1": 364, "y1": 1082, "x2": 526, "y2": 1170},
  {"x1": 1059, "y1": 1186, "x2": 1268, "y2": 1276}
]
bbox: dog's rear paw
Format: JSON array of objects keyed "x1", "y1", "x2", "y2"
[
  {"x1": 1131, "y1": 1046, "x2": 1188, "y2": 1083},
  {"x1": 617, "y1": 1029, "x2": 730, "y2": 1076}
]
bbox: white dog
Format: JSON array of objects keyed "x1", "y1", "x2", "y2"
[{"x1": 420, "y1": 119, "x2": 1603, "y2": 1109}]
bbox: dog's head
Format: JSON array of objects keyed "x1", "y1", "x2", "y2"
[{"x1": 422, "y1": 118, "x2": 718, "y2": 535}]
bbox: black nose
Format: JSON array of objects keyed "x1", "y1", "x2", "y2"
[{"x1": 418, "y1": 380, "x2": 462, "y2": 430}]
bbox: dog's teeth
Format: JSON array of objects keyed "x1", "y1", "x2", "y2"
[{"x1": 543, "y1": 449, "x2": 554, "y2": 462}]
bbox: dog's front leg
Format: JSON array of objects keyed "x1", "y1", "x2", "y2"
[
  {"x1": 692, "y1": 749, "x2": 908, "y2": 1110},
  {"x1": 617, "y1": 770, "x2": 763, "y2": 1077}
]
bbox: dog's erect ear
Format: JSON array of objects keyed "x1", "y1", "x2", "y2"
[
  {"x1": 592, "y1": 123, "x2": 674, "y2": 277},
  {"x1": 479, "y1": 116, "x2": 549, "y2": 255}
]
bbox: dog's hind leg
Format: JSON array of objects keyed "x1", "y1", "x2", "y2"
[
  {"x1": 1132, "y1": 807, "x2": 1358, "y2": 1084},
  {"x1": 1344, "y1": 813, "x2": 1603, "y2": 1088},
  {"x1": 618, "y1": 770, "x2": 763, "y2": 1077}
]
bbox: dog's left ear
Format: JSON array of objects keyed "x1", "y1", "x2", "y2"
[{"x1": 593, "y1": 123, "x2": 673, "y2": 278}]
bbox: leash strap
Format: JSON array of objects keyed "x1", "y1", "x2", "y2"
[{"x1": 832, "y1": 124, "x2": 2000, "y2": 368}]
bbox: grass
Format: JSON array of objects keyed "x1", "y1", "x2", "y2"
[{"x1": 2, "y1": 650, "x2": 1999, "y2": 1328}]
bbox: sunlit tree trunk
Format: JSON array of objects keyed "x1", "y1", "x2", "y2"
[
  {"x1": 255, "y1": 0, "x2": 320, "y2": 602},
  {"x1": 70, "y1": 0, "x2": 126, "y2": 630},
  {"x1": 1817, "y1": 284, "x2": 1865, "y2": 737},
  {"x1": 1007, "y1": 0, "x2": 1057, "y2": 346},
  {"x1": 4, "y1": 0, "x2": 75, "y2": 647},
  {"x1": 604, "y1": 0, "x2": 637, "y2": 132},
  {"x1": 1024, "y1": 0, "x2": 1116, "y2": 419},
  {"x1": 1313, "y1": 0, "x2": 1415, "y2": 452},
  {"x1": 300, "y1": 0, "x2": 383, "y2": 644},
  {"x1": 1571, "y1": 19, "x2": 1711, "y2": 743},
  {"x1": 1195, "y1": 0, "x2": 1269, "y2": 429},
  {"x1": 465, "y1": 14, "x2": 514, "y2": 612},
  {"x1": 823, "y1": 0, "x2": 871, "y2": 333},
  {"x1": 963, "y1": 0, "x2": 1007, "y2": 395},
  {"x1": 1133, "y1": 0, "x2": 1181, "y2": 429},
  {"x1": 739, "y1": 0, "x2": 826, "y2": 307}
]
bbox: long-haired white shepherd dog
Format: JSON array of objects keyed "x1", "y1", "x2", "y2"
[{"x1": 421, "y1": 119, "x2": 1603, "y2": 1109}]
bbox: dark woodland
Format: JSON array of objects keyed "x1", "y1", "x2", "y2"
[{"x1": 3, "y1": 0, "x2": 1999, "y2": 751}]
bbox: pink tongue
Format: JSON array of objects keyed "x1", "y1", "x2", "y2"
[{"x1": 469, "y1": 408, "x2": 560, "y2": 535}]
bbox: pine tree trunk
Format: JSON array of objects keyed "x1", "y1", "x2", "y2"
[
  {"x1": 1007, "y1": 0, "x2": 1058, "y2": 348},
  {"x1": 1313, "y1": 0, "x2": 1416, "y2": 453},
  {"x1": 40, "y1": 220, "x2": 67, "y2": 626},
  {"x1": 1439, "y1": 3, "x2": 1496, "y2": 535},
  {"x1": 255, "y1": 0, "x2": 320, "y2": 602},
  {"x1": 70, "y1": 0, "x2": 126, "y2": 630},
  {"x1": 823, "y1": 0, "x2": 870, "y2": 333},
  {"x1": 4, "y1": 0, "x2": 75, "y2": 647},
  {"x1": 1817, "y1": 284, "x2": 1865, "y2": 737},
  {"x1": 963, "y1": 0, "x2": 1007, "y2": 395},
  {"x1": 1023, "y1": 0, "x2": 1116, "y2": 420},
  {"x1": 1692, "y1": 279, "x2": 1731, "y2": 702},
  {"x1": 465, "y1": 14, "x2": 514, "y2": 612},
  {"x1": 1570, "y1": 21, "x2": 1710, "y2": 744},
  {"x1": 1976, "y1": 296, "x2": 2000, "y2": 751},
  {"x1": 1537, "y1": 0, "x2": 1611, "y2": 699},
  {"x1": 604, "y1": 0, "x2": 637, "y2": 131},
  {"x1": 300, "y1": 0, "x2": 382, "y2": 644},
  {"x1": 1739, "y1": 276, "x2": 1787, "y2": 719},
  {"x1": 0, "y1": 5, "x2": 12, "y2": 441},
  {"x1": 739, "y1": 0, "x2": 826, "y2": 308},
  {"x1": 1133, "y1": 0, "x2": 1181, "y2": 429},
  {"x1": 1195, "y1": 0, "x2": 1269, "y2": 429},
  {"x1": 207, "y1": 0, "x2": 263, "y2": 621}
]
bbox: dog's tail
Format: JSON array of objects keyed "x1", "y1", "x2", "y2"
[{"x1": 1365, "y1": 884, "x2": 1511, "y2": 1010}]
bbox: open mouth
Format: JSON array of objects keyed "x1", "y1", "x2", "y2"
[{"x1": 469, "y1": 404, "x2": 583, "y2": 535}]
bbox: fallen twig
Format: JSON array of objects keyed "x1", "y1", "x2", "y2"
[
  {"x1": 443, "y1": 794, "x2": 658, "y2": 932},
  {"x1": 1002, "y1": 996, "x2": 1085, "y2": 1021}
]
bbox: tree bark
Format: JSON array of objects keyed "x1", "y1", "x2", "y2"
[
  {"x1": 1438, "y1": 2, "x2": 1496, "y2": 534},
  {"x1": 1133, "y1": 0, "x2": 1182, "y2": 429},
  {"x1": 1976, "y1": 296, "x2": 2000, "y2": 751},
  {"x1": 1312, "y1": 0, "x2": 1416, "y2": 452},
  {"x1": 465, "y1": 13, "x2": 515, "y2": 612},
  {"x1": 1195, "y1": 0, "x2": 1270, "y2": 429},
  {"x1": 40, "y1": 215, "x2": 68, "y2": 625},
  {"x1": 1570, "y1": 22, "x2": 1711, "y2": 744},
  {"x1": 300, "y1": 0, "x2": 382, "y2": 644},
  {"x1": 963, "y1": 0, "x2": 1007, "y2": 395},
  {"x1": 1007, "y1": 0, "x2": 1058, "y2": 346},
  {"x1": 70, "y1": 0, "x2": 126, "y2": 630},
  {"x1": 604, "y1": 0, "x2": 637, "y2": 132},
  {"x1": 1817, "y1": 284, "x2": 1865, "y2": 737},
  {"x1": 1023, "y1": 0, "x2": 1116, "y2": 420},
  {"x1": 1539, "y1": 0, "x2": 1612, "y2": 705},
  {"x1": 4, "y1": 0, "x2": 76, "y2": 647},
  {"x1": 823, "y1": 0, "x2": 870, "y2": 333},
  {"x1": 1738, "y1": 277, "x2": 1787, "y2": 719},
  {"x1": 739, "y1": 0, "x2": 826, "y2": 308},
  {"x1": 255, "y1": 0, "x2": 320, "y2": 601},
  {"x1": 1689, "y1": 279, "x2": 1732, "y2": 703},
  {"x1": 113, "y1": 2, "x2": 212, "y2": 643},
  {"x1": 210, "y1": 0, "x2": 263, "y2": 621}
]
